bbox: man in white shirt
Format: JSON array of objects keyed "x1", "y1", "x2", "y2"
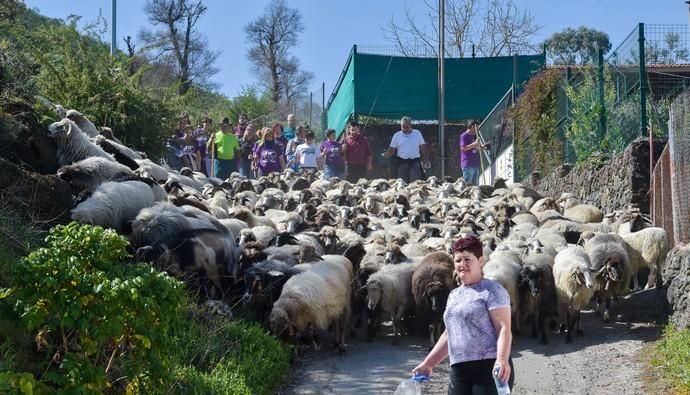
[
  {"x1": 382, "y1": 116, "x2": 430, "y2": 182},
  {"x1": 291, "y1": 131, "x2": 321, "y2": 173}
]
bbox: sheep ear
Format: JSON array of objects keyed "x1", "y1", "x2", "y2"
[
  {"x1": 65, "y1": 121, "x2": 74, "y2": 136},
  {"x1": 267, "y1": 270, "x2": 284, "y2": 277}
]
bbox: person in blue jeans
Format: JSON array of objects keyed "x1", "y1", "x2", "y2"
[
  {"x1": 319, "y1": 128, "x2": 345, "y2": 179},
  {"x1": 459, "y1": 121, "x2": 489, "y2": 185}
]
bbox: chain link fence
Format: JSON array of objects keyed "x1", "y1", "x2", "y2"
[
  {"x1": 515, "y1": 23, "x2": 690, "y2": 182},
  {"x1": 651, "y1": 90, "x2": 690, "y2": 248}
]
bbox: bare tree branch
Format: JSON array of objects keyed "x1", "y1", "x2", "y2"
[
  {"x1": 383, "y1": 0, "x2": 540, "y2": 58},
  {"x1": 138, "y1": 0, "x2": 219, "y2": 94}
]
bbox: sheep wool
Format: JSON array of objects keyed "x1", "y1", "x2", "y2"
[{"x1": 48, "y1": 118, "x2": 114, "y2": 166}]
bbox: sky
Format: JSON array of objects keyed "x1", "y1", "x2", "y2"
[{"x1": 23, "y1": 0, "x2": 690, "y2": 101}]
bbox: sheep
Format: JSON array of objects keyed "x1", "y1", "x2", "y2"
[
  {"x1": 411, "y1": 252, "x2": 455, "y2": 348},
  {"x1": 564, "y1": 204, "x2": 604, "y2": 224},
  {"x1": 57, "y1": 156, "x2": 135, "y2": 193},
  {"x1": 65, "y1": 109, "x2": 100, "y2": 137},
  {"x1": 483, "y1": 257, "x2": 522, "y2": 335},
  {"x1": 511, "y1": 211, "x2": 539, "y2": 226},
  {"x1": 71, "y1": 180, "x2": 164, "y2": 233},
  {"x1": 553, "y1": 246, "x2": 595, "y2": 343},
  {"x1": 93, "y1": 135, "x2": 142, "y2": 170},
  {"x1": 269, "y1": 255, "x2": 354, "y2": 353},
  {"x1": 48, "y1": 118, "x2": 114, "y2": 166},
  {"x1": 620, "y1": 227, "x2": 669, "y2": 290},
  {"x1": 237, "y1": 225, "x2": 278, "y2": 247},
  {"x1": 134, "y1": 159, "x2": 169, "y2": 182},
  {"x1": 530, "y1": 197, "x2": 560, "y2": 215},
  {"x1": 518, "y1": 258, "x2": 558, "y2": 344},
  {"x1": 242, "y1": 259, "x2": 306, "y2": 324},
  {"x1": 232, "y1": 207, "x2": 277, "y2": 229},
  {"x1": 366, "y1": 262, "x2": 417, "y2": 345},
  {"x1": 535, "y1": 209, "x2": 568, "y2": 224},
  {"x1": 584, "y1": 233, "x2": 632, "y2": 323}
]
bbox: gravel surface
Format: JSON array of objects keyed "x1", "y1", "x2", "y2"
[{"x1": 282, "y1": 289, "x2": 662, "y2": 394}]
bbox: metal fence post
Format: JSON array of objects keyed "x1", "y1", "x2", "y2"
[
  {"x1": 597, "y1": 47, "x2": 606, "y2": 139},
  {"x1": 638, "y1": 23, "x2": 648, "y2": 137}
]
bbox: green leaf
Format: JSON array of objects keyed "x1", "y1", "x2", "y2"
[
  {"x1": 0, "y1": 287, "x2": 13, "y2": 299},
  {"x1": 19, "y1": 376, "x2": 33, "y2": 395}
]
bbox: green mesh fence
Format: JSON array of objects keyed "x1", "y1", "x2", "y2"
[{"x1": 326, "y1": 46, "x2": 545, "y2": 137}]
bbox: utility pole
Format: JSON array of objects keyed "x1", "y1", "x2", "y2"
[
  {"x1": 438, "y1": 0, "x2": 446, "y2": 179},
  {"x1": 111, "y1": 0, "x2": 117, "y2": 55}
]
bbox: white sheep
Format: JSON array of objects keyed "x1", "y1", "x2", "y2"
[
  {"x1": 621, "y1": 227, "x2": 669, "y2": 290},
  {"x1": 564, "y1": 204, "x2": 604, "y2": 224},
  {"x1": 48, "y1": 118, "x2": 114, "y2": 166},
  {"x1": 269, "y1": 255, "x2": 354, "y2": 353},
  {"x1": 231, "y1": 207, "x2": 277, "y2": 229},
  {"x1": 483, "y1": 257, "x2": 522, "y2": 334},
  {"x1": 584, "y1": 233, "x2": 632, "y2": 323},
  {"x1": 57, "y1": 156, "x2": 135, "y2": 192},
  {"x1": 135, "y1": 159, "x2": 169, "y2": 182},
  {"x1": 65, "y1": 109, "x2": 100, "y2": 137},
  {"x1": 94, "y1": 135, "x2": 143, "y2": 161},
  {"x1": 553, "y1": 246, "x2": 595, "y2": 343},
  {"x1": 71, "y1": 180, "x2": 165, "y2": 233},
  {"x1": 366, "y1": 262, "x2": 417, "y2": 345}
]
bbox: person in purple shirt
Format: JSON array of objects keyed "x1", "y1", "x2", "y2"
[
  {"x1": 252, "y1": 128, "x2": 285, "y2": 176},
  {"x1": 272, "y1": 122, "x2": 288, "y2": 153},
  {"x1": 320, "y1": 128, "x2": 345, "y2": 179},
  {"x1": 193, "y1": 118, "x2": 212, "y2": 175},
  {"x1": 459, "y1": 121, "x2": 489, "y2": 186},
  {"x1": 413, "y1": 236, "x2": 514, "y2": 395}
]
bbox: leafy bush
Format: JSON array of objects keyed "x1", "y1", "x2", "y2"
[
  {"x1": 653, "y1": 324, "x2": 690, "y2": 391},
  {"x1": 1, "y1": 222, "x2": 187, "y2": 392},
  {"x1": 7, "y1": 16, "x2": 174, "y2": 160},
  {"x1": 169, "y1": 312, "x2": 290, "y2": 395},
  {"x1": 509, "y1": 68, "x2": 563, "y2": 179}
]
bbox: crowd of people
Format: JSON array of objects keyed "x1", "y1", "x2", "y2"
[{"x1": 165, "y1": 113, "x2": 488, "y2": 185}]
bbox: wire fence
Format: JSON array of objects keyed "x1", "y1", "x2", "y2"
[
  {"x1": 651, "y1": 90, "x2": 690, "y2": 247},
  {"x1": 477, "y1": 88, "x2": 514, "y2": 182},
  {"x1": 515, "y1": 23, "x2": 690, "y2": 181}
]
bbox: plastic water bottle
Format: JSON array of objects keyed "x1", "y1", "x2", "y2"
[
  {"x1": 493, "y1": 366, "x2": 511, "y2": 395},
  {"x1": 394, "y1": 373, "x2": 430, "y2": 395}
]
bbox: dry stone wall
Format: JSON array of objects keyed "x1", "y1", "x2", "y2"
[{"x1": 526, "y1": 139, "x2": 666, "y2": 214}]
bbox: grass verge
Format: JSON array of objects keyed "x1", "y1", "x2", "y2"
[{"x1": 650, "y1": 324, "x2": 690, "y2": 394}]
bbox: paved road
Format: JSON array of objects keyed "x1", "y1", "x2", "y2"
[{"x1": 283, "y1": 290, "x2": 662, "y2": 395}]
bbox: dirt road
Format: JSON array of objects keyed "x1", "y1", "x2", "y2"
[{"x1": 282, "y1": 290, "x2": 662, "y2": 394}]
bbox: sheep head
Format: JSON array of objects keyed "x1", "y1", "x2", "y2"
[
  {"x1": 519, "y1": 265, "x2": 545, "y2": 297},
  {"x1": 384, "y1": 244, "x2": 407, "y2": 265},
  {"x1": 366, "y1": 280, "x2": 383, "y2": 310},
  {"x1": 269, "y1": 307, "x2": 292, "y2": 339},
  {"x1": 572, "y1": 264, "x2": 594, "y2": 289},
  {"x1": 318, "y1": 226, "x2": 340, "y2": 253},
  {"x1": 600, "y1": 257, "x2": 625, "y2": 285},
  {"x1": 285, "y1": 213, "x2": 303, "y2": 234},
  {"x1": 425, "y1": 281, "x2": 450, "y2": 313}
]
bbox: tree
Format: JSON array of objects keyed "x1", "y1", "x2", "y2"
[
  {"x1": 543, "y1": 27, "x2": 611, "y2": 65},
  {"x1": 245, "y1": 0, "x2": 313, "y2": 113},
  {"x1": 138, "y1": 0, "x2": 220, "y2": 95},
  {"x1": 383, "y1": 0, "x2": 540, "y2": 57}
]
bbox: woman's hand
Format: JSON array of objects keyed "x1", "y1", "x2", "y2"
[
  {"x1": 411, "y1": 360, "x2": 434, "y2": 377},
  {"x1": 494, "y1": 359, "x2": 510, "y2": 383}
]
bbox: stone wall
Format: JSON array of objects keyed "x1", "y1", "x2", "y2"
[
  {"x1": 658, "y1": 244, "x2": 690, "y2": 330},
  {"x1": 526, "y1": 139, "x2": 666, "y2": 214}
]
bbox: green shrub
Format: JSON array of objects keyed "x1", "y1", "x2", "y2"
[
  {"x1": 169, "y1": 313, "x2": 290, "y2": 395},
  {"x1": 653, "y1": 324, "x2": 690, "y2": 392},
  {"x1": 1, "y1": 222, "x2": 187, "y2": 393}
]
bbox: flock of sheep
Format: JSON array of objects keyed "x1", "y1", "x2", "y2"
[{"x1": 47, "y1": 110, "x2": 670, "y2": 355}]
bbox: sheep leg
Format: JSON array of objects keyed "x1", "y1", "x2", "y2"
[
  {"x1": 603, "y1": 297, "x2": 611, "y2": 323},
  {"x1": 575, "y1": 310, "x2": 584, "y2": 337},
  {"x1": 645, "y1": 264, "x2": 658, "y2": 289},
  {"x1": 538, "y1": 311, "x2": 547, "y2": 345},
  {"x1": 392, "y1": 306, "x2": 405, "y2": 346},
  {"x1": 428, "y1": 323, "x2": 436, "y2": 350},
  {"x1": 366, "y1": 307, "x2": 377, "y2": 342},
  {"x1": 530, "y1": 313, "x2": 538, "y2": 338},
  {"x1": 632, "y1": 272, "x2": 641, "y2": 291},
  {"x1": 565, "y1": 309, "x2": 575, "y2": 343}
]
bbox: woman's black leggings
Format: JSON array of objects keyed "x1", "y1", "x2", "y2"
[{"x1": 448, "y1": 358, "x2": 515, "y2": 395}]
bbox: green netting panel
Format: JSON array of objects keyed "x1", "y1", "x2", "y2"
[
  {"x1": 326, "y1": 53, "x2": 355, "y2": 138},
  {"x1": 353, "y1": 53, "x2": 544, "y2": 121},
  {"x1": 326, "y1": 48, "x2": 544, "y2": 135}
]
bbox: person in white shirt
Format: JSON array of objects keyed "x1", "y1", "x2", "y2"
[
  {"x1": 382, "y1": 116, "x2": 430, "y2": 182},
  {"x1": 291, "y1": 131, "x2": 321, "y2": 173}
]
